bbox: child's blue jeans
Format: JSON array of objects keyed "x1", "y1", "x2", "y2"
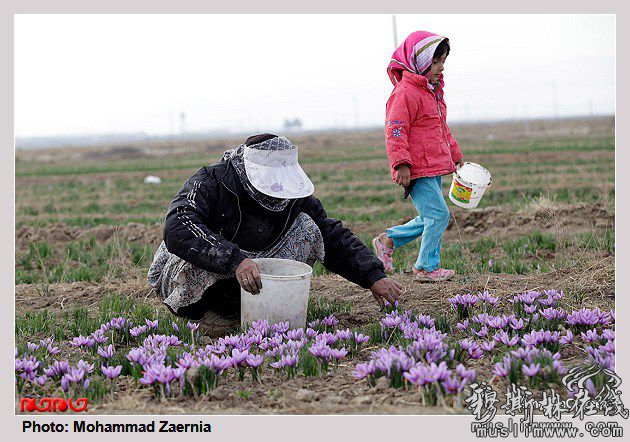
[{"x1": 386, "y1": 176, "x2": 450, "y2": 272}]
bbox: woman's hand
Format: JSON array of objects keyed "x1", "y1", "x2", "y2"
[
  {"x1": 456, "y1": 158, "x2": 464, "y2": 168},
  {"x1": 235, "y1": 258, "x2": 263, "y2": 294},
  {"x1": 370, "y1": 277, "x2": 404, "y2": 310},
  {"x1": 395, "y1": 165, "x2": 411, "y2": 187}
]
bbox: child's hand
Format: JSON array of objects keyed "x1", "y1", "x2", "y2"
[
  {"x1": 395, "y1": 165, "x2": 411, "y2": 187},
  {"x1": 456, "y1": 158, "x2": 465, "y2": 168}
]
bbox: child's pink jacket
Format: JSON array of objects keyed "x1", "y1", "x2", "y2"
[{"x1": 385, "y1": 70, "x2": 463, "y2": 180}]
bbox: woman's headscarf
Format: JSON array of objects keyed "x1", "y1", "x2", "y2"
[{"x1": 387, "y1": 31, "x2": 448, "y2": 90}]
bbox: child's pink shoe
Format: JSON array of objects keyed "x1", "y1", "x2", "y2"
[
  {"x1": 412, "y1": 267, "x2": 455, "y2": 282},
  {"x1": 372, "y1": 236, "x2": 394, "y2": 273}
]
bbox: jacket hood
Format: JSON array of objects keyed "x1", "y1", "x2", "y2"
[{"x1": 387, "y1": 31, "x2": 447, "y2": 91}]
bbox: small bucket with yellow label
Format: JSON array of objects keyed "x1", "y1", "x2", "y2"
[{"x1": 449, "y1": 162, "x2": 492, "y2": 209}]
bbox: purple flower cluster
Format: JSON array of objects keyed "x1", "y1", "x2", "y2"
[
  {"x1": 566, "y1": 308, "x2": 614, "y2": 331},
  {"x1": 493, "y1": 346, "x2": 567, "y2": 386}
]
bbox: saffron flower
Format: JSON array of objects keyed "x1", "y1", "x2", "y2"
[
  {"x1": 480, "y1": 341, "x2": 496, "y2": 352},
  {"x1": 354, "y1": 332, "x2": 370, "y2": 345},
  {"x1": 97, "y1": 344, "x2": 115, "y2": 360},
  {"x1": 70, "y1": 335, "x2": 96, "y2": 348},
  {"x1": 321, "y1": 315, "x2": 339, "y2": 327},
  {"x1": 101, "y1": 365, "x2": 122, "y2": 379},
  {"x1": 522, "y1": 363, "x2": 541, "y2": 377},
  {"x1": 353, "y1": 361, "x2": 375, "y2": 380}
]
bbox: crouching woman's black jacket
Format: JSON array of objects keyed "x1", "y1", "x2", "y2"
[{"x1": 163, "y1": 159, "x2": 386, "y2": 290}]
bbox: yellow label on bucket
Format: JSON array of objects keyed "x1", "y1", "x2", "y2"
[{"x1": 451, "y1": 178, "x2": 473, "y2": 203}]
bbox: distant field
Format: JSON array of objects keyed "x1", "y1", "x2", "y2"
[{"x1": 15, "y1": 117, "x2": 614, "y2": 284}]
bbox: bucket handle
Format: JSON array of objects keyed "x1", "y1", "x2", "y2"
[{"x1": 455, "y1": 162, "x2": 493, "y2": 188}]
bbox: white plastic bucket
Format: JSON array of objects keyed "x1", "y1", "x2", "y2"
[
  {"x1": 449, "y1": 162, "x2": 492, "y2": 209},
  {"x1": 240, "y1": 258, "x2": 312, "y2": 330}
]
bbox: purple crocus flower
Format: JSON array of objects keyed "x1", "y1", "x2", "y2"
[
  {"x1": 335, "y1": 328, "x2": 352, "y2": 341},
  {"x1": 231, "y1": 348, "x2": 249, "y2": 366},
  {"x1": 509, "y1": 318, "x2": 525, "y2": 331},
  {"x1": 480, "y1": 341, "x2": 496, "y2": 352},
  {"x1": 271, "y1": 321, "x2": 290, "y2": 334},
  {"x1": 145, "y1": 319, "x2": 159, "y2": 329},
  {"x1": 245, "y1": 354, "x2": 264, "y2": 368},
  {"x1": 477, "y1": 291, "x2": 499, "y2": 306},
  {"x1": 321, "y1": 315, "x2": 339, "y2": 327},
  {"x1": 354, "y1": 332, "x2": 370, "y2": 345},
  {"x1": 456, "y1": 319, "x2": 470, "y2": 331},
  {"x1": 282, "y1": 352, "x2": 299, "y2": 368},
  {"x1": 471, "y1": 313, "x2": 491, "y2": 326},
  {"x1": 176, "y1": 353, "x2": 199, "y2": 370},
  {"x1": 27, "y1": 342, "x2": 39, "y2": 352},
  {"x1": 442, "y1": 376, "x2": 465, "y2": 394},
  {"x1": 524, "y1": 304, "x2": 538, "y2": 315},
  {"x1": 315, "y1": 332, "x2": 338, "y2": 345},
  {"x1": 35, "y1": 375, "x2": 48, "y2": 386},
  {"x1": 566, "y1": 308, "x2": 600, "y2": 327},
  {"x1": 46, "y1": 343, "x2": 60, "y2": 355},
  {"x1": 270, "y1": 359, "x2": 285, "y2": 370},
  {"x1": 308, "y1": 342, "x2": 332, "y2": 360},
  {"x1": 488, "y1": 259, "x2": 493, "y2": 268},
  {"x1": 414, "y1": 314, "x2": 433, "y2": 328},
  {"x1": 581, "y1": 329, "x2": 600, "y2": 344},
  {"x1": 493, "y1": 330, "x2": 520, "y2": 347},
  {"x1": 130, "y1": 325, "x2": 149, "y2": 338},
  {"x1": 43, "y1": 360, "x2": 70, "y2": 378},
  {"x1": 186, "y1": 321, "x2": 199, "y2": 332},
  {"x1": 403, "y1": 366, "x2": 423, "y2": 385},
  {"x1": 540, "y1": 307, "x2": 566, "y2": 320},
  {"x1": 488, "y1": 316, "x2": 509, "y2": 329},
  {"x1": 305, "y1": 328, "x2": 318, "y2": 339},
  {"x1": 285, "y1": 328, "x2": 304, "y2": 341},
  {"x1": 101, "y1": 365, "x2": 122, "y2": 379},
  {"x1": 76, "y1": 360, "x2": 95, "y2": 374},
  {"x1": 92, "y1": 329, "x2": 108, "y2": 344},
  {"x1": 98, "y1": 344, "x2": 115, "y2": 360},
  {"x1": 473, "y1": 326, "x2": 489, "y2": 338},
  {"x1": 381, "y1": 314, "x2": 402, "y2": 328},
  {"x1": 330, "y1": 348, "x2": 348, "y2": 360},
  {"x1": 559, "y1": 330, "x2": 574, "y2": 345},
  {"x1": 455, "y1": 364, "x2": 477, "y2": 382},
  {"x1": 353, "y1": 361, "x2": 375, "y2": 380},
  {"x1": 286, "y1": 339, "x2": 306, "y2": 353},
  {"x1": 126, "y1": 348, "x2": 148, "y2": 366},
  {"x1": 492, "y1": 357, "x2": 511, "y2": 378},
  {"x1": 522, "y1": 363, "x2": 541, "y2": 377},
  {"x1": 602, "y1": 329, "x2": 615, "y2": 341},
  {"x1": 223, "y1": 335, "x2": 241, "y2": 347},
  {"x1": 70, "y1": 335, "x2": 96, "y2": 348},
  {"x1": 172, "y1": 322, "x2": 179, "y2": 334},
  {"x1": 60, "y1": 375, "x2": 70, "y2": 392},
  {"x1": 601, "y1": 340, "x2": 615, "y2": 354}
]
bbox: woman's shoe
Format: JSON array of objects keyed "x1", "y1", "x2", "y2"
[
  {"x1": 412, "y1": 267, "x2": 455, "y2": 282},
  {"x1": 372, "y1": 236, "x2": 394, "y2": 273}
]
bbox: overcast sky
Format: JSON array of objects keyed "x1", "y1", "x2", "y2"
[{"x1": 14, "y1": 14, "x2": 615, "y2": 137}]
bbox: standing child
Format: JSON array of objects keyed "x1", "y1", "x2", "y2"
[{"x1": 373, "y1": 31, "x2": 463, "y2": 282}]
